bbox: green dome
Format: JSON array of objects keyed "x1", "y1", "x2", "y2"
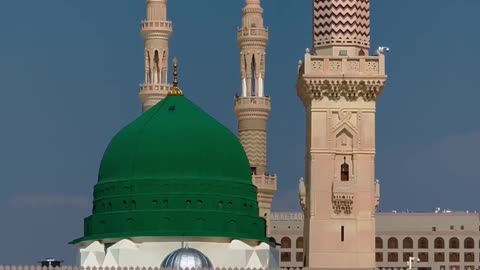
[{"x1": 73, "y1": 95, "x2": 268, "y2": 244}]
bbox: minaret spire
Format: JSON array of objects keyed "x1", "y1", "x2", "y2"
[
  {"x1": 235, "y1": 0, "x2": 277, "y2": 236},
  {"x1": 168, "y1": 57, "x2": 183, "y2": 96},
  {"x1": 312, "y1": 0, "x2": 370, "y2": 56},
  {"x1": 139, "y1": 0, "x2": 173, "y2": 112},
  {"x1": 238, "y1": 0, "x2": 267, "y2": 97}
]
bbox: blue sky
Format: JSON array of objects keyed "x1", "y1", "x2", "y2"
[{"x1": 0, "y1": 0, "x2": 479, "y2": 265}]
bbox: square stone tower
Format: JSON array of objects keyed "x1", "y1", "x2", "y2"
[{"x1": 296, "y1": 0, "x2": 387, "y2": 269}]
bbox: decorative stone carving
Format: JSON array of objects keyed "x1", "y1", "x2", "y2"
[
  {"x1": 366, "y1": 60, "x2": 379, "y2": 72},
  {"x1": 304, "y1": 79, "x2": 385, "y2": 101},
  {"x1": 329, "y1": 60, "x2": 342, "y2": 73},
  {"x1": 332, "y1": 194, "x2": 354, "y2": 215},
  {"x1": 312, "y1": 60, "x2": 324, "y2": 71},
  {"x1": 347, "y1": 60, "x2": 360, "y2": 72}
]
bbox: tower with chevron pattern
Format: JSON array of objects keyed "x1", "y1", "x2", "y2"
[
  {"x1": 234, "y1": 0, "x2": 277, "y2": 236},
  {"x1": 296, "y1": 0, "x2": 387, "y2": 269}
]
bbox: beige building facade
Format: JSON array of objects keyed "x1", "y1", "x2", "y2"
[
  {"x1": 296, "y1": 0, "x2": 387, "y2": 269},
  {"x1": 271, "y1": 212, "x2": 480, "y2": 270}
]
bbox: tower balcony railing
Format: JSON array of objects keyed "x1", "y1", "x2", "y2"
[
  {"x1": 253, "y1": 174, "x2": 277, "y2": 190},
  {"x1": 139, "y1": 83, "x2": 171, "y2": 93},
  {"x1": 237, "y1": 27, "x2": 269, "y2": 40},
  {"x1": 304, "y1": 54, "x2": 386, "y2": 77},
  {"x1": 141, "y1": 20, "x2": 173, "y2": 32},
  {"x1": 234, "y1": 96, "x2": 271, "y2": 106}
]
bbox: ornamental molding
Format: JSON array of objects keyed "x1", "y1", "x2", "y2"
[
  {"x1": 332, "y1": 193, "x2": 354, "y2": 215},
  {"x1": 298, "y1": 79, "x2": 386, "y2": 102}
]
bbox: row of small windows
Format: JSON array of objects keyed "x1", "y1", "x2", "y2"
[
  {"x1": 376, "y1": 252, "x2": 476, "y2": 263},
  {"x1": 93, "y1": 199, "x2": 253, "y2": 213},
  {"x1": 376, "y1": 237, "x2": 476, "y2": 249},
  {"x1": 280, "y1": 237, "x2": 303, "y2": 249},
  {"x1": 280, "y1": 252, "x2": 303, "y2": 262}
]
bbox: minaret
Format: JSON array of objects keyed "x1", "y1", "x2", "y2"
[
  {"x1": 234, "y1": 0, "x2": 277, "y2": 236},
  {"x1": 297, "y1": 0, "x2": 386, "y2": 269},
  {"x1": 139, "y1": 0, "x2": 173, "y2": 112}
]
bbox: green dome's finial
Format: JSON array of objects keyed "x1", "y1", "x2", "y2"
[{"x1": 169, "y1": 57, "x2": 183, "y2": 96}]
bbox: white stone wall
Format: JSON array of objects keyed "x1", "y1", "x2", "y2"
[{"x1": 78, "y1": 239, "x2": 279, "y2": 269}]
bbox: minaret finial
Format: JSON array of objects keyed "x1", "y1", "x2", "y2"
[
  {"x1": 172, "y1": 57, "x2": 178, "y2": 87},
  {"x1": 168, "y1": 57, "x2": 183, "y2": 96}
]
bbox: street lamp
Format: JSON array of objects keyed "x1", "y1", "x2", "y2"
[{"x1": 407, "y1": 256, "x2": 420, "y2": 270}]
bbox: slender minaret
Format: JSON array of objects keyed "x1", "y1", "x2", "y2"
[
  {"x1": 297, "y1": 0, "x2": 386, "y2": 269},
  {"x1": 139, "y1": 0, "x2": 173, "y2": 112},
  {"x1": 234, "y1": 0, "x2": 277, "y2": 236}
]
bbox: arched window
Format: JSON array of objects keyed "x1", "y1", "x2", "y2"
[
  {"x1": 403, "y1": 237, "x2": 413, "y2": 249},
  {"x1": 388, "y1": 237, "x2": 398, "y2": 249},
  {"x1": 296, "y1": 237, "x2": 304, "y2": 249},
  {"x1": 375, "y1": 237, "x2": 383, "y2": 249},
  {"x1": 145, "y1": 51, "x2": 152, "y2": 83},
  {"x1": 153, "y1": 50, "x2": 160, "y2": 84},
  {"x1": 251, "y1": 55, "x2": 257, "y2": 96},
  {"x1": 449, "y1": 237, "x2": 460, "y2": 249},
  {"x1": 418, "y1": 237, "x2": 429, "y2": 249},
  {"x1": 161, "y1": 51, "x2": 167, "y2": 84},
  {"x1": 281, "y1": 237, "x2": 292, "y2": 248},
  {"x1": 341, "y1": 157, "x2": 350, "y2": 181},
  {"x1": 434, "y1": 237, "x2": 445, "y2": 249},
  {"x1": 464, "y1": 237, "x2": 474, "y2": 249}
]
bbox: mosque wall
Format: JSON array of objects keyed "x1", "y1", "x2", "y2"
[
  {"x1": 271, "y1": 212, "x2": 480, "y2": 270},
  {"x1": 77, "y1": 239, "x2": 278, "y2": 269}
]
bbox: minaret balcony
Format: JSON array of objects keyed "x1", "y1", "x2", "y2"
[
  {"x1": 252, "y1": 173, "x2": 277, "y2": 193},
  {"x1": 139, "y1": 83, "x2": 171, "y2": 93},
  {"x1": 297, "y1": 53, "x2": 388, "y2": 104},
  {"x1": 141, "y1": 20, "x2": 173, "y2": 33},
  {"x1": 234, "y1": 96, "x2": 270, "y2": 106},
  {"x1": 234, "y1": 96, "x2": 271, "y2": 116},
  {"x1": 237, "y1": 27, "x2": 268, "y2": 41},
  {"x1": 302, "y1": 55, "x2": 386, "y2": 78}
]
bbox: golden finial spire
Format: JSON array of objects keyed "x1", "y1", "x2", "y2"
[{"x1": 168, "y1": 57, "x2": 183, "y2": 96}]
